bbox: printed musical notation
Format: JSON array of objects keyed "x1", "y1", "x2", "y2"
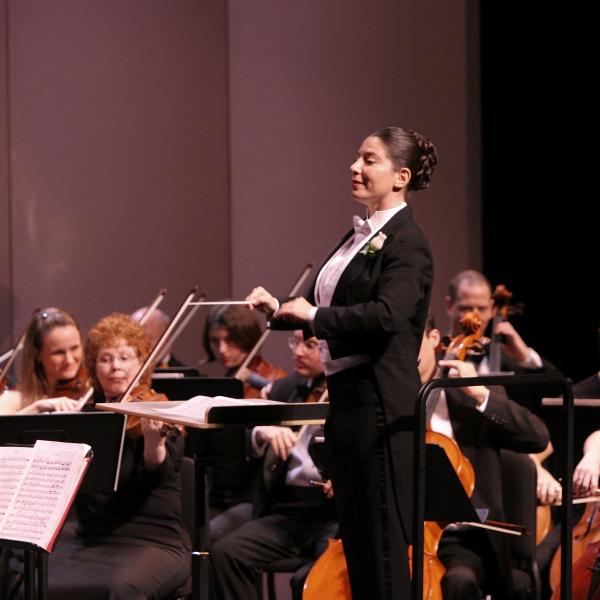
[{"x1": 0, "y1": 440, "x2": 91, "y2": 551}]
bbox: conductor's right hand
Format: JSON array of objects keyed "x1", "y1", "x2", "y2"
[
  {"x1": 255, "y1": 425, "x2": 297, "y2": 460},
  {"x1": 246, "y1": 287, "x2": 278, "y2": 316}
]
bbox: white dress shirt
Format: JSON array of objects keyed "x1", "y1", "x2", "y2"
[{"x1": 310, "y1": 203, "x2": 407, "y2": 375}]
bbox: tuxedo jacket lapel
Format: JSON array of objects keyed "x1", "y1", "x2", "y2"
[
  {"x1": 304, "y1": 228, "x2": 354, "y2": 302},
  {"x1": 331, "y1": 205, "x2": 415, "y2": 304}
]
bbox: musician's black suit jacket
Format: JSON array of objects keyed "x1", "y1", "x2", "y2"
[
  {"x1": 444, "y1": 387, "x2": 549, "y2": 593},
  {"x1": 271, "y1": 204, "x2": 432, "y2": 540}
]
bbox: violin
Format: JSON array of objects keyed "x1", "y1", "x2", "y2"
[
  {"x1": 303, "y1": 376, "x2": 328, "y2": 404},
  {"x1": 241, "y1": 356, "x2": 287, "y2": 399},
  {"x1": 119, "y1": 383, "x2": 183, "y2": 439},
  {"x1": 53, "y1": 365, "x2": 90, "y2": 400},
  {"x1": 487, "y1": 284, "x2": 524, "y2": 372}
]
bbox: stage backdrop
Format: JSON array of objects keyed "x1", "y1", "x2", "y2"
[{"x1": 0, "y1": 0, "x2": 481, "y2": 372}]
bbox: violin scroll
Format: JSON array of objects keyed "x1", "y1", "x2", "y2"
[
  {"x1": 492, "y1": 284, "x2": 524, "y2": 319},
  {"x1": 437, "y1": 312, "x2": 487, "y2": 363}
]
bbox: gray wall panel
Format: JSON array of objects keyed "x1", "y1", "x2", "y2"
[
  {"x1": 228, "y1": 0, "x2": 481, "y2": 367},
  {"x1": 7, "y1": 0, "x2": 229, "y2": 363}
]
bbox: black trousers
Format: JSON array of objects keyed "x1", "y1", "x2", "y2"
[
  {"x1": 209, "y1": 491, "x2": 336, "y2": 600},
  {"x1": 437, "y1": 530, "x2": 486, "y2": 600},
  {"x1": 46, "y1": 536, "x2": 190, "y2": 600},
  {"x1": 326, "y1": 366, "x2": 411, "y2": 600}
]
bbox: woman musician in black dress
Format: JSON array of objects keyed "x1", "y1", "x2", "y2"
[{"x1": 46, "y1": 313, "x2": 190, "y2": 599}]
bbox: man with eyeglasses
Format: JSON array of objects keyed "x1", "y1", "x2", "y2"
[{"x1": 210, "y1": 331, "x2": 337, "y2": 600}]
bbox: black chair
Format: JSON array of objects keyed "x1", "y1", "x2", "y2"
[
  {"x1": 256, "y1": 556, "x2": 313, "y2": 600},
  {"x1": 167, "y1": 456, "x2": 196, "y2": 600},
  {"x1": 500, "y1": 449, "x2": 541, "y2": 600}
]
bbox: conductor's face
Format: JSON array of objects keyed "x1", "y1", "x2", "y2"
[{"x1": 350, "y1": 136, "x2": 407, "y2": 212}]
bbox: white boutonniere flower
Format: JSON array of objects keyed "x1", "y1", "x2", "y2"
[{"x1": 359, "y1": 232, "x2": 387, "y2": 256}]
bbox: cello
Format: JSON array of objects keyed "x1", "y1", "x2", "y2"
[
  {"x1": 487, "y1": 284, "x2": 524, "y2": 373},
  {"x1": 549, "y1": 490, "x2": 600, "y2": 598},
  {"x1": 413, "y1": 312, "x2": 484, "y2": 600}
]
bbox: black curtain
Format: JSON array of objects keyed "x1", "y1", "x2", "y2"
[{"x1": 480, "y1": 4, "x2": 598, "y2": 383}]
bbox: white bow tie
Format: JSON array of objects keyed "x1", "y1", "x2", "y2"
[{"x1": 353, "y1": 215, "x2": 372, "y2": 237}]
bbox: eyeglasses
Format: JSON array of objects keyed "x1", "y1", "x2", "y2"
[
  {"x1": 96, "y1": 353, "x2": 138, "y2": 367},
  {"x1": 287, "y1": 336, "x2": 319, "y2": 352}
]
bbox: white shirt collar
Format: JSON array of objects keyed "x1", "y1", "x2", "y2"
[{"x1": 366, "y1": 202, "x2": 407, "y2": 232}]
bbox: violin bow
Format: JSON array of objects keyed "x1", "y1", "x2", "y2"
[
  {"x1": 138, "y1": 288, "x2": 168, "y2": 323},
  {"x1": 119, "y1": 288, "x2": 201, "y2": 404},
  {"x1": 0, "y1": 307, "x2": 42, "y2": 384},
  {"x1": 0, "y1": 329, "x2": 27, "y2": 383}
]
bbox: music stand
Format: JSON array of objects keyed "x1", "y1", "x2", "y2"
[
  {"x1": 0, "y1": 412, "x2": 126, "y2": 600},
  {"x1": 153, "y1": 366, "x2": 201, "y2": 378},
  {"x1": 413, "y1": 373, "x2": 574, "y2": 600},
  {"x1": 423, "y1": 443, "x2": 482, "y2": 522},
  {"x1": 95, "y1": 398, "x2": 328, "y2": 600},
  {"x1": 152, "y1": 377, "x2": 243, "y2": 400},
  {"x1": 0, "y1": 412, "x2": 126, "y2": 493}
]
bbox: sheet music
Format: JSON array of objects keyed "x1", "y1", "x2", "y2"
[
  {"x1": 0, "y1": 447, "x2": 30, "y2": 523},
  {"x1": 0, "y1": 440, "x2": 91, "y2": 550},
  {"x1": 155, "y1": 394, "x2": 284, "y2": 420}
]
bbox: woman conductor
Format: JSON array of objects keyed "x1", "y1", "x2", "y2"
[{"x1": 247, "y1": 127, "x2": 438, "y2": 599}]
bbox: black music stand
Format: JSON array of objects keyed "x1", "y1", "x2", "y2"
[
  {"x1": 95, "y1": 396, "x2": 329, "y2": 600},
  {"x1": 0, "y1": 522, "x2": 51, "y2": 600},
  {"x1": 423, "y1": 443, "x2": 484, "y2": 523},
  {"x1": 413, "y1": 373, "x2": 573, "y2": 600},
  {"x1": 153, "y1": 366, "x2": 201, "y2": 378},
  {"x1": 0, "y1": 412, "x2": 126, "y2": 600},
  {"x1": 0, "y1": 412, "x2": 126, "y2": 493},
  {"x1": 152, "y1": 376, "x2": 243, "y2": 400}
]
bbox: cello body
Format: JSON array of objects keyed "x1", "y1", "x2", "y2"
[
  {"x1": 302, "y1": 432, "x2": 475, "y2": 600},
  {"x1": 550, "y1": 502, "x2": 600, "y2": 599},
  {"x1": 302, "y1": 538, "x2": 351, "y2": 600}
]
